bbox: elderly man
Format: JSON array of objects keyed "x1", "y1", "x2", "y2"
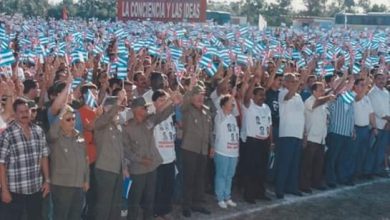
[
  {"x1": 300, "y1": 82, "x2": 334, "y2": 193},
  {"x1": 123, "y1": 93, "x2": 182, "y2": 220},
  {"x1": 181, "y1": 84, "x2": 213, "y2": 217},
  {"x1": 0, "y1": 98, "x2": 50, "y2": 220},
  {"x1": 275, "y1": 73, "x2": 305, "y2": 199},
  {"x1": 367, "y1": 73, "x2": 390, "y2": 177},
  {"x1": 94, "y1": 90, "x2": 127, "y2": 220}
]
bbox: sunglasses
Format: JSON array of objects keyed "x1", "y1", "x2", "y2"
[
  {"x1": 65, "y1": 117, "x2": 76, "y2": 122},
  {"x1": 31, "y1": 109, "x2": 37, "y2": 113}
]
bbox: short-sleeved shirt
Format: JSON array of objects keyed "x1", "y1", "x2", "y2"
[
  {"x1": 353, "y1": 95, "x2": 374, "y2": 127},
  {"x1": 304, "y1": 95, "x2": 328, "y2": 144},
  {"x1": 0, "y1": 121, "x2": 49, "y2": 194},
  {"x1": 328, "y1": 95, "x2": 355, "y2": 137},
  {"x1": 368, "y1": 86, "x2": 390, "y2": 130},
  {"x1": 278, "y1": 88, "x2": 305, "y2": 139}
]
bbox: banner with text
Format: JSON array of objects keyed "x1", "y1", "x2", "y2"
[{"x1": 117, "y1": 0, "x2": 207, "y2": 22}]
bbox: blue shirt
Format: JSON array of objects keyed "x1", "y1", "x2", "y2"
[{"x1": 328, "y1": 96, "x2": 355, "y2": 137}]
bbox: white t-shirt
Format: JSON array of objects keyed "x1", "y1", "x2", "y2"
[
  {"x1": 353, "y1": 95, "x2": 373, "y2": 127},
  {"x1": 304, "y1": 95, "x2": 328, "y2": 144},
  {"x1": 214, "y1": 110, "x2": 239, "y2": 157},
  {"x1": 154, "y1": 114, "x2": 176, "y2": 164},
  {"x1": 241, "y1": 100, "x2": 272, "y2": 142},
  {"x1": 210, "y1": 90, "x2": 240, "y2": 117},
  {"x1": 278, "y1": 88, "x2": 305, "y2": 139}
]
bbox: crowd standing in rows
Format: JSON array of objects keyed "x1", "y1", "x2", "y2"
[{"x1": 0, "y1": 15, "x2": 389, "y2": 220}]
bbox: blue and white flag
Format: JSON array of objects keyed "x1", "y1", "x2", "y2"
[
  {"x1": 116, "y1": 65, "x2": 128, "y2": 80},
  {"x1": 72, "y1": 78, "x2": 83, "y2": 90},
  {"x1": 115, "y1": 28, "x2": 126, "y2": 39},
  {"x1": 84, "y1": 89, "x2": 97, "y2": 108},
  {"x1": 170, "y1": 48, "x2": 183, "y2": 61},
  {"x1": 0, "y1": 50, "x2": 15, "y2": 67},
  {"x1": 352, "y1": 63, "x2": 361, "y2": 74},
  {"x1": 297, "y1": 59, "x2": 306, "y2": 69},
  {"x1": 199, "y1": 55, "x2": 217, "y2": 77},
  {"x1": 341, "y1": 91, "x2": 356, "y2": 104}
]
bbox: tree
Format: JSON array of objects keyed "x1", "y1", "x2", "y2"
[
  {"x1": 240, "y1": 0, "x2": 266, "y2": 25},
  {"x1": 303, "y1": 0, "x2": 323, "y2": 16},
  {"x1": 261, "y1": 0, "x2": 292, "y2": 27},
  {"x1": 343, "y1": 0, "x2": 355, "y2": 11},
  {"x1": 357, "y1": 0, "x2": 370, "y2": 12},
  {"x1": 368, "y1": 4, "x2": 388, "y2": 12}
]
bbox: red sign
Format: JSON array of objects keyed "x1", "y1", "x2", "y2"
[{"x1": 117, "y1": 0, "x2": 207, "y2": 22}]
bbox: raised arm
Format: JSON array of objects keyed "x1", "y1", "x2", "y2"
[{"x1": 50, "y1": 75, "x2": 72, "y2": 116}]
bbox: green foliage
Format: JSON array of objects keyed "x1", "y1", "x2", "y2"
[{"x1": 368, "y1": 4, "x2": 388, "y2": 12}]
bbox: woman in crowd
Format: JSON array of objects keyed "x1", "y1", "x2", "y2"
[{"x1": 213, "y1": 94, "x2": 240, "y2": 208}]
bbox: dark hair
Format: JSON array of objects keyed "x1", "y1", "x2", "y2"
[
  {"x1": 219, "y1": 94, "x2": 232, "y2": 108},
  {"x1": 374, "y1": 73, "x2": 384, "y2": 79},
  {"x1": 307, "y1": 75, "x2": 316, "y2": 82},
  {"x1": 13, "y1": 98, "x2": 29, "y2": 112},
  {"x1": 253, "y1": 86, "x2": 265, "y2": 95},
  {"x1": 274, "y1": 74, "x2": 283, "y2": 79},
  {"x1": 109, "y1": 78, "x2": 122, "y2": 89},
  {"x1": 152, "y1": 89, "x2": 167, "y2": 102},
  {"x1": 311, "y1": 82, "x2": 323, "y2": 92},
  {"x1": 354, "y1": 78, "x2": 365, "y2": 86},
  {"x1": 133, "y1": 71, "x2": 144, "y2": 82},
  {"x1": 54, "y1": 82, "x2": 66, "y2": 95},
  {"x1": 112, "y1": 88, "x2": 122, "y2": 96},
  {"x1": 23, "y1": 79, "x2": 38, "y2": 94},
  {"x1": 324, "y1": 74, "x2": 335, "y2": 83},
  {"x1": 150, "y1": 71, "x2": 164, "y2": 90}
]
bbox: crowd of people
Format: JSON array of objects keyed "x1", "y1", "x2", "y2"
[{"x1": 0, "y1": 15, "x2": 389, "y2": 220}]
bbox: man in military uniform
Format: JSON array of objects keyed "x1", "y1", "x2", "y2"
[{"x1": 181, "y1": 84, "x2": 213, "y2": 218}]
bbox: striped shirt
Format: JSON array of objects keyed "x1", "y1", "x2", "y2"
[
  {"x1": 328, "y1": 95, "x2": 355, "y2": 137},
  {"x1": 0, "y1": 121, "x2": 49, "y2": 194}
]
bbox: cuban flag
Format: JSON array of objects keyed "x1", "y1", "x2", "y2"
[
  {"x1": 170, "y1": 48, "x2": 183, "y2": 61},
  {"x1": 316, "y1": 43, "x2": 324, "y2": 54},
  {"x1": 385, "y1": 55, "x2": 390, "y2": 64},
  {"x1": 114, "y1": 28, "x2": 126, "y2": 40},
  {"x1": 0, "y1": 40, "x2": 8, "y2": 50},
  {"x1": 303, "y1": 46, "x2": 313, "y2": 56},
  {"x1": 84, "y1": 89, "x2": 97, "y2": 108},
  {"x1": 352, "y1": 63, "x2": 361, "y2": 74},
  {"x1": 292, "y1": 50, "x2": 301, "y2": 60},
  {"x1": 39, "y1": 36, "x2": 49, "y2": 45},
  {"x1": 296, "y1": 59, "x2": 306, "y2": 69},
  {"x1": 116, "y1": 65, "x2": 128, "y2": 80},
  {"x1": 86, "y1": 69, "x2": 93, "y2": 83},
  {"x1": 341, "y1": 91, "x2": 356, "y2": 104},
  {"x1": 199, "y1": 55, "x2": 217, "y2": 77},
  {"x1": 92, "y1": 45, "x2": 104, "y2": 55},
  {"x1": 72, "y1": 78, "x2": 83, "y2": 90},
  {"x1": 226, "y1": 32, "x2": 235, "y2": 41},
  {"x1": 148, "y1": 45, "x2": 162, "y2": 57},
  {"x1": 0, "y1": 50, "x2": 15, "y2": 67}
]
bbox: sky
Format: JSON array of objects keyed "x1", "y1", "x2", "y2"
[{"x1": 49, "y1": 0, "x2": 390, "y2": 11}]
